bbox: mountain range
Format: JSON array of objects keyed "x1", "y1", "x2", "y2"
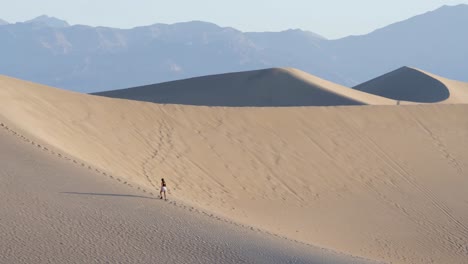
[{"x1": 0, "y1": 4, "x2": 467, "y2": 92}]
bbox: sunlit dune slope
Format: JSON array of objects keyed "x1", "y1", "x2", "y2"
[
  {"x1": 3, "y1": 126, "x2": 383, "y2": 264},
  {"x1": 1, "y1": 75, "x2": 468, "y2": 264}
]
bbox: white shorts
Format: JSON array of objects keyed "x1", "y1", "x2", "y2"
[{"x1": 161, "y1": 186, "x2": 167, "y2": 192}]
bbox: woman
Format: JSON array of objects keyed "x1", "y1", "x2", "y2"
[{"x1": 160, "y1": 178, "x2": 167, "y2": 201}]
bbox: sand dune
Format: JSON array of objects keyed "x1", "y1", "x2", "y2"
[
  {"x1": 0, "y1": 126, "x2": 378, "y2": 264},
  {"x1": 95, "y1": 68, "x2": 396, "y2": 106},
  {"x1": 1, "y1": 74, "x2": 468, "y2": 264},
  {"x1": 354, "y1": 66, "x2": 468, "y2": 103}
]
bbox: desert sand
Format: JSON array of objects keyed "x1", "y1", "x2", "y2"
[
  {"x1": 95, "y1": 68, "x2": 396, "y2": 106},
  {"x1": 1, "y1": 68, "x2": 468, "y2": 264},
  {"x1": 0, "y1": 125, "x2": 377, "y2": 264},
  {"x1": 354, "y1": 66, "x2": 468, "y2": 104}
]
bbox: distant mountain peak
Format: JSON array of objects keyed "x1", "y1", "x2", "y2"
[
  {"x1": 169, "y1": 20, "x2": 225, "y2": 31},
  {"x1": 424, "y1": 3, "x2": 468, "y2": 16},
  {"x1": 439, "y1": 3, "x2": 468, "y2": 8},
  {"x1": 25, "y1": 15, "x2": 70, "y2": 28},
  {"x1": 282, "y1": 28, "x2": 326, "y2": 40},
  {"x1": 0, "y1": 18, "x2": 8, "y2": 25}
]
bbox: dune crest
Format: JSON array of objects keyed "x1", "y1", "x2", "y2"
[
  {"x1": 354, "y1": 66, "x2": 468, "y2": 103},
  {"x1": 95, "y1": 68, "x2": 396, "y2": 106},
  {"x1": 1, "y1": 74, "x2": 468, "y2": 264}
]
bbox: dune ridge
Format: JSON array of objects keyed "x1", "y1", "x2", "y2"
[
  {"x1": 1, "y1": 73, "x2": 468, "y2": 264},
  {"x1": 354, "y1": 66, "x2": 468, "y2": 103},
  {"x1": 95, "y1": 68, "x2": 396, "y2": 106}
]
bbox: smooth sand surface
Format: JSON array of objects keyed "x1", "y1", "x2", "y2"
[
  {"x1": 0, "y1": 127, "x2": 380, "y2": 264},
  {"x1": 354, "y1": 66, "x2": 468, "y2": 104},
  {"x1": 95, "y1": 68, "x2": 396, "y2": 106},
  {"x1": 1, "y1": 73, "x2": 468, "y2": 264}
]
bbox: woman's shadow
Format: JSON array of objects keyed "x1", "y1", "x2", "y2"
[{"x1": 61, "y1": 192, "x2": 157, "y2": 200}]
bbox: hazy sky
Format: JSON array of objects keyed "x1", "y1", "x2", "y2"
[{"x1": 1, "y1": 0, "x2": 467, "y2": 39}]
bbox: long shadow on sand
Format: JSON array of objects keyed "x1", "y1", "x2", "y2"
[
  {"x1": 93, "y1": 69, "x2": 366, "y2": 107},
  {"x1": 353, "y1": 67, "x2": 450, "y2": 103},
  {"x1": 61, "y1": 192, "x2": 156, "y2": 200}
]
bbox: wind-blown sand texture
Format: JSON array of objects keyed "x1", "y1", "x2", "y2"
[
  {"x1": 1, "y1": 68, "x2": 468, "y2": 264},
  {"x1": 95, "y1": 68, "x2": 396, "y2": 106},
  {"x1": 0, "y1": 126, "x2": 376, "y2": 264},
  {"x1": 354, "y1": 66, "x2": 468, "y2": 104}
]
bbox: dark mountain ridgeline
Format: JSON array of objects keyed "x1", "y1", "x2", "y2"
[{"x1": 0, "y1": 5, "x2": 467, "y2": 93}]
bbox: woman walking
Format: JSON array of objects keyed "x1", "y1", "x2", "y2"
[{"x1": 160, "y1": 178, "x2": 167, "y2": 201}]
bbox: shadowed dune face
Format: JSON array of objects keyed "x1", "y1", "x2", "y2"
[
  {"x1": 94, "y1": 68, "x2": 393, "y2": 106},
  {"x1": 354, "y1": 67, "x2": 450, "y2": 103}
]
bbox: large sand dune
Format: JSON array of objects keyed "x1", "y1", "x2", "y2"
[
  {"x1": 0, "y1": 125, "x2": 377, "y2": 264},
  {"x1": 354, "y1": 66, "x2": 468, "y2": 103},
  {"x1": 95, "y1": 68, "x2": 396, "y2": 106},
  {"x1": 1, "y1": 74, "x2": 468, "y2": 264}
]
